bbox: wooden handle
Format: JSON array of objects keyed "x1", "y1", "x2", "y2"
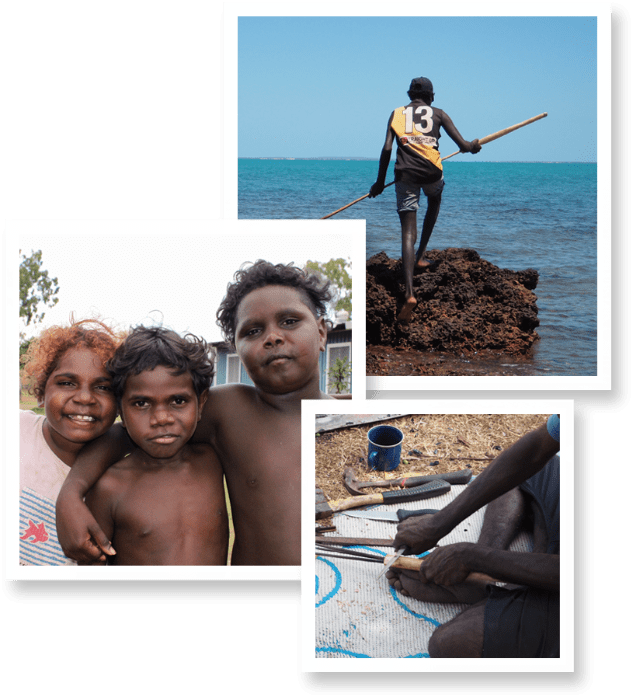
[
  {"x1": 384, "y1": 554, "x2": 500, "y2": 585},
  {"x1": 328, "y1": 492, "x2": 385, "y2": 511},
  {"x1": 321, "y1": 181, "x2": 395, "y2": 219},
  {"x1": 441, "y1": 112, "x2": 548, "y2": 162}
]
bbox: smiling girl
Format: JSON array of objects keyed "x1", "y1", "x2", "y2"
[{"x1": 19, "y1": 318, "x2": 121, "y2": 565}]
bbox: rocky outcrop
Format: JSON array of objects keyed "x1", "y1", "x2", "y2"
[{"x1": 366, "y1": 248, "x2": 540, "y2": 357}]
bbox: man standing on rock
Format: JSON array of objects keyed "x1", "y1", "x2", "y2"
[{"x1": 369, "y1": 77, "x2": 481, "y2": 322}]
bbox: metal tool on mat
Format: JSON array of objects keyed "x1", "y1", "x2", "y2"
[
  {"x1": 315, "y1": 479, "x2": 449, "y2": 519},
  {"x1": 342, "y1": 508, "x2": 439, "y2": 523},
  {"x1": 314, "y1": 535, "x2": 395, "y2": 547},
  {"x1": 342, "y1": 467, "x2": 472, "y2": 496}
]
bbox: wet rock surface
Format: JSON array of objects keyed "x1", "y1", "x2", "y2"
[{"x1": 366, "y1": 248, "x2": 540, "y2": 376}]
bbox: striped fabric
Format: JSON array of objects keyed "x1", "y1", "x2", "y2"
[{"x1": 19, "y1": 487, "x2": 75, "y2": 565}]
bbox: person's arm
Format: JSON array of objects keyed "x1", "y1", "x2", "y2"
[
  {"x1": 78, "y1": 477, "x2": 117, "y2": 566},
  {"x1": 395, "y1": 421, "x2": 560, "y2": 554},
  {"x1": 440, "y1": 111, "x2": 481, "y2": 154},
  {"x1": 56, "y1": 423, "x2": 133, "y2": 562},
  {"x1": 418, "y1": 542, "x2": 559, "y2": 593},
  {"x1": 368, "y1": 116, "x2": 395, "y2": 197},
  {"x1": 189, "y1": 385, "x2": 220, "y2": 446}
]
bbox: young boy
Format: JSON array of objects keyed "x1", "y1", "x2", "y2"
[
  {"x1": 368, "y1": 76, "x2": 481, "y2": 322},
  {"x1": 56, "y1": 261, "x2": 334, "y2": 566},
  {"x1": 82, "y1": 326, "x2": 228, "y2": 565}
]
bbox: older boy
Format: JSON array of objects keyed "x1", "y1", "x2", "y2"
[
  {"x1": 368, "y1": 77, "x2": 481, "y2": 322},
  {"x1": 82, "y1": 327, "x2": 228, "y2": 565},
  {"x1": 56, "y1": 261, "x2": 333, "y2": 566}
]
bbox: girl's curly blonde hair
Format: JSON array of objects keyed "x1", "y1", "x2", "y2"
[{"x1": 22, "y1": 317, "x2": 123, "y2": 400}]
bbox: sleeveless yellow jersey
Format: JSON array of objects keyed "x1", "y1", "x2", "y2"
[{"x1": 390, "y1": 102, "x2": 444, "y2": 183}]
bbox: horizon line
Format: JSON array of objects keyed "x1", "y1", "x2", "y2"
[{"x1": 238, "y1": 157, "x2": 596, "y2": 164}]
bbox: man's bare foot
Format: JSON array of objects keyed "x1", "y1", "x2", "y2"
[
  {"x1": 397, "y1": 297, "x2": 417, "y2": 323},
  {"x1": 386, "y1": 568, "x2": 489, "y2": 605},
  {"x1": 415, "y1": 258, "x2": 433, "y2": 268}
]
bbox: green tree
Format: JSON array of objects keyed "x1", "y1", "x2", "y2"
[
  {"x1": 20, "y1": 249, "x2": 60, "y2": 327},
  {"x1": 306, "y1": 257, "x2": 352, "y2": 318},
  {"x1": 327, "y1": 357, "x2": 351, "y2": 395}
]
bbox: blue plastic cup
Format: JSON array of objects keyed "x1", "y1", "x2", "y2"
[{"x1": 367, "y1": 425, "x2": 404, "y2": 471}]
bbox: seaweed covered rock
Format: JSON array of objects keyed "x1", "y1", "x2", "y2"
[{"x1": 366, "y1": 248, "x2": 540, "y2": 357}]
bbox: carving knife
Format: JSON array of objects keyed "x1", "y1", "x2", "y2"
[
  {"x1": 377, "y1": 546, "x2": 406, "y2": 578},
  {"x1": 342, "y1": 508, "x2": 439, "y2": 523}
]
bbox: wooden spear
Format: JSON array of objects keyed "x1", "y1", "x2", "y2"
[{"x1": 320, "y1": 112, "x2": 548, "y2": 219}]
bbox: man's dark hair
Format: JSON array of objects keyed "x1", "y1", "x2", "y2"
[
  {"x1": 408, "y1": 88, "x2": 433, "y2": 103},
  {"x1": 107, "y1": 325, "x2": 215, "y2": 405},
  {"x1": 216, "y1": 260, "x2": 332, "y2": 346}
]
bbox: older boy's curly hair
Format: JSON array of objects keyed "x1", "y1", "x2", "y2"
[
  {"x1": 216, "y1": 260, "x2": 332, "y2": 346},
  {"x1": 106, "y1": 325, "x2": 215, "y2": 405},
  {"x1": 22, "y1": 318, "x2": 121, "y2": 400}
]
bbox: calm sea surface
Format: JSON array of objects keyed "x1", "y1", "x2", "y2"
[{"x1": 238, "y1": 160, "x2": 597, "y2": 376}]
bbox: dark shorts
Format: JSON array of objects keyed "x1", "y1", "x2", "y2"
[
  {"x1": 483, "y1": 456, "x2": 560, "y2": 658},
  {"x1": 395, "y1": 177, "x2": 444, "y2": 212}
]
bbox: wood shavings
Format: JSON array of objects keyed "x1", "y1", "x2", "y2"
[{"x1": 315, "y1": 413, "x2": 549, "y2": 503}]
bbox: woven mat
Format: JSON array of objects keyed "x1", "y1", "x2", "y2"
[{"x1": 315, "y1": 484, "x2": 532, "y2": 658}]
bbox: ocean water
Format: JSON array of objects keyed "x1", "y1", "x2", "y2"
[{"x1": 238, "y1": 159, "x2": 597, "y2": 376}]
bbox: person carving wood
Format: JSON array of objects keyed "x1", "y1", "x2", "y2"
[{"x1": 387, "y1": 415, "x2": 561, "y2": 658}]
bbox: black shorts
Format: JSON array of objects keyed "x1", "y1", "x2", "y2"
[{"x1": 483, "y1": 456, "x2": 560, "y2": 658}]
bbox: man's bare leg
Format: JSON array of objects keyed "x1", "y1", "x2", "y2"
[
  {"x1": 387, "y1": 488, "x2": 527, "y2": 602},
  {"x1": 428, "y1": 600, "x2": 486, "y2": 658},
  {"x1": 397, "y1": 210, "x2": 418, "y2": 322},
  {"x1": 425, "y1": 495, "x2": 553, "y2": 657},
  {"x1": 415, "y1": 192, "x2": 442, "y2": 268}
]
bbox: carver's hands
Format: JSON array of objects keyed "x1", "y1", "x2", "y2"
[
  {"x1": 368, "y1": 182, "x2": 385, "y2": 198},
  {"x1": 418, "y1": 542, "x2": 474, "y2": 586},
  {"x1": 56, "y1": 485, "x2": 115, "y2": 563},
  {"x1": 394, "y1": 513, "x2": 443, "y2": 555}
]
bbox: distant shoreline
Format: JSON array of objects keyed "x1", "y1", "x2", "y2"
[{"x1": 239, "y1": 158, "x2": 596, "y2": 164}]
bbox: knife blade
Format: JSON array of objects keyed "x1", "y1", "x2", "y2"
[
  {"x1": 342, "y1": 508, "x2": 439, "y2": 523},
  {"x1": 378, "y1": 546, "x2": 406, "y2": 578}
]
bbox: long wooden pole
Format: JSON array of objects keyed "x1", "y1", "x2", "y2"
[
  {"x1": 320, "y1": 182, "x2": 395, "y2": 220},
  {"x1": 440, "y1": 112, "x2": 548, "y2": 162},
  {"x1": 320, "y1": 112, "x2": 548, "y2": 219}
]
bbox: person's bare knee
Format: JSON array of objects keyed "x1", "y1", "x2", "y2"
[{"x1": 428, "y1": 602, "x2": 485, "y2": 658}]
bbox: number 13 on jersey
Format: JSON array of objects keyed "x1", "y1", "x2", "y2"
[{"x1": 402, "y1": 105, "x2": 434, "y2": 134}]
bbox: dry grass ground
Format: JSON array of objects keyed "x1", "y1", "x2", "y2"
[
  {"x1": 19, "y1": 390, "x2": 43, "y2": 414},
  {"x1": 315, "y1": 413, "x2": 548, "y2": 506}
]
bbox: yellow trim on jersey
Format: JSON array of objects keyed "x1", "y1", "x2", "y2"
[{"x1": 391, "y1": 106, "x2": 442, "y2": 170}]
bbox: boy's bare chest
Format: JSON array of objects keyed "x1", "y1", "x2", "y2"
[
  {"x1": 217, "y1": 415, "x2": 300, "y2": 493},
  {"x1": 114, "y1": 465, "x2": 221, "y2": 528}
]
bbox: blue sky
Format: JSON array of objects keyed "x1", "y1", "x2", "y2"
[{"x1": 238, "y1": 15, "x2": 598, "y2": 162}]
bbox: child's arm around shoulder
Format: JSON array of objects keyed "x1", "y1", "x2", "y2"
[
  {"x1": 80, "y1": 466, "x2": 122, "y2": 566},
  {"x1": 56, "y1": 423, "x2": 134, "y2": 563}
]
